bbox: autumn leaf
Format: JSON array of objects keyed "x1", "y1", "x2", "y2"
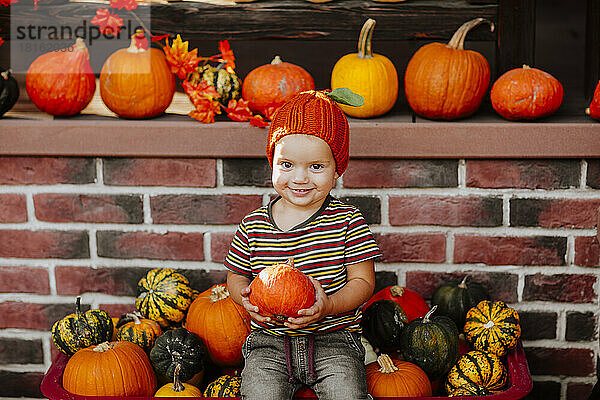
[
  {"x1": 0, "y1": 0, "x2": 18, "y2": 6},
  {"x1": 110, "y1": 0, "x2": 137, "y2": 11},
  {"x1": 152, "y1": 34, "x2": 170, "y2": 42},
  {"x1": 91, "y1": 9, "x2": 124, "y2": 36},
  {"x1": 164, "y1": 34, "x2": 201, "y2": 80},
  {"x1": 218, "y1": 40, "x2": 236, "y2": 73},
  {"x1": 189, "y1": 102, "x2": 219, "y2": 124},
  {"x1": 224, "y1": 99, "x2": 254, "y2": 122},
  {"x1": 183, "y1": 80, "x2": 221, "y2": 124},
  {"x1": 249, "y1": 115, "x2": 269, "y2": 128},
  {"x1": 0, "y1": 37, "x2": 4, "y2": 48},
  {"x1": 132, "y1": 29, "x2": 148, "y2": 50}
]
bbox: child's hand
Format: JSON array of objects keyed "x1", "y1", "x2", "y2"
[
  {"x1": 285, "y1": 276, "x2": 332, "y2": 329},
  {"x1": 239, "y1": 286, "x2": 271, "y2": 323}
]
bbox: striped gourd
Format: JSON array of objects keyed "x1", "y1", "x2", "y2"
[
  {"x1": 51, "y1": 296, "x2": 113, "y2": 355},
  {"x1": 203, "y1": 375, "x2": 242, "y2": 398},
  {"x1": 188, "y1": 64, "x2": 242, "y2": 105},
  {"x1": 464, "y1": 300, "x2": 521, "y2": 357},
  {"x1": 445, "y1": 350, "x2": 507, "y2": 394},
  {"x1": 136, "y1": 268, "x2": 196, "y2": 329},
  {"x1": 116, "y1": 312, "x2": 161, "y2": 352},
  {"x1": 448, "y1": 382, "x2": 491, "y2": 397}
]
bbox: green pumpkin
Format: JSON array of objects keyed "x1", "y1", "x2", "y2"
[
  {"x1": 150, "y1": 328, "x2": 206, "y2": 383},
  {"x1": 51, "y1": 296, "x2": 113, "y2": 356},
  {"x1": 203, "y1": 375, "x2": 242, "y2": 397},
  {"x1": 0, "y1": 69, "x2": 19, "y2": 117},
  {"x1": 431, "y1": 276, "x2": 489, "y2": 331},
  {"x1": 136, "y1": 268, "x2": 197, "y2": 329},
  {"x1": 399, "y1": 305, "x2": 459, "y2": 380},
  {"x1": 361, "y1": 300, "x2": 408, "y2": 353},
  {"x1": 187, "y1": 63, "x2": 242, "y2": 105}
]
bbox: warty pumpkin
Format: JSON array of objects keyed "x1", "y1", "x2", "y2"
[
  {"x1": 445, "y1": 350, "x2": 507, "y2": 394},
  {"x1": 188, "y1": 63, "x2": 242, "y2": 106},
  {"x1": 51, "y1": 296, "x2": 113, "y2": 356},
  {"x1": 363, "y1": 285, "x2": 429, "y2": 322},
  {"x1": 361, "y1": 299, "x2": 408, "y2": 353},
  {"x1": 25, "y1": 38, "x2": 95, "y2": 116},
  {"x1": 404, "y1": 18, "x2": 493, "y2": 120},
  {"x1": 149, "y1": 328, "x2": 206, "y2": 384},
  {"x1": 62, "y1": 341, "x2": 156, "y2": 396},
  {"x1": 203, "y1": 374, "x2": 242, "y2": 397},
  {"x1": 431, "y1": 275, "x2": 489, "y2": 331},
  {"x1": 400, "y1": 305, "x2": 460, "y2": 380},
  {"x1": 154, "y1": 363, "x2": 203, "y2": 397},
  {"x1": 241, "y1": 56, "x2": 315, "y2": 119},
  {"x1": 0, "y1": 69, "x2": 19, "y2": 117},
  {"x1": 331, "y1": 18, "x2": 398, "y2": 118},
  {"x1": 185, "y1": 284, "x2": 251, "y2": 367},
  {"x1": 248, "y1": 258, "x2": 315, "y2": 322},
  {"x1": 116, "y1": 311, "x2": 162, "y2": 353},
  {"x1": 99, "y1": 29, "x2": 175, "y2": 119},
  {"x1": 366, "y1": 355, "x2": 432, "y2": 397},
  {"x1": 464, "y1": 300, "x2": 521, "y2": 356},
  {"x1": 136, "y1": 268, "x2": 197, "y2": 329},
  {"x1": 491, "y1": 65, "x2": 563, "y2": 120}
]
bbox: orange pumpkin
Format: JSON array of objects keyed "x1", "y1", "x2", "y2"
[
  {"x1": 25, "y1": 38, "x2": 96, "y2": 116},
  {"x1": 99, "y1": 30, "x2": 175, "y2": 119},
  {"x1": 241, "y1": 55, "x2": 315, "y2": 119},
  {"x1": 404, "y1": 18, "x2": 493, "y2": 120},
  {"x1": 586, "y1": 80, "x2": 600, "y2": 120},
  {"x1": 366, "y1": 354, "x2": 432, "y2": 397},
  {"x1": 248, "y1": 258, "x2": 315, "y2": 322},
  {"x1": 116, "y1": 312, "x2": 162, "y2": 352},
  {"x1": 491, "y1": 65, "x2": 563, "y2": 120},
  {"x1": 331, "y1": 18, "x2": 398, "y2": 118},
  {"x1": 62, "y1": 341, "x2": 156, "y2": 396},
  {"x1": 185, "y1": 284, "x2": 251, "y2": 367}
]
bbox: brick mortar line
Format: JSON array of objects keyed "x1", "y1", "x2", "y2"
[
  {"x1": 581, "y1": 159, "x2": 589, "y2": 189},
  {"x1": 2, "y1": 184, "x2": 600, "y2": 198}
]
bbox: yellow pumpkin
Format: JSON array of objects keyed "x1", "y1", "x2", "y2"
[
  {"x1": 154, "y1": 364, "x2": 203, "y2": 397},
  {"x1": 331, "y1": 18, "x2": 398, "y2": 118}
]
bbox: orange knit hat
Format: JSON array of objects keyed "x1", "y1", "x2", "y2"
[{"x1": 267, "y1": 90, "x2": 350, "y2": 175}]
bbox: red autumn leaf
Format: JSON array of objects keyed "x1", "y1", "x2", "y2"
[
  {"x1": 0, "y1": 0, "x2": 18, "y2": 6},
  {"x1": 189, "y1": 101, "x2": 219, "y2": 124},
  {"x1": 91, "y1": 9, "x2": 124, "y2": 36},
  {"x1": 132, "y1": 30, "x2": 149, "y2": 50},
  {"x1": 218, "y1": 40, "x2": 236, "y2": 73},
  {"x1": 262, "y1": 105, "x2": 279, "y2": 121},
  {"x1": 182, "y1": 80, "x2": 220, "y2": 106},
  {"x1": 0, "y1": 37, "x2": 4, "y2": 48},
  {"x1": 110, "y1": 0, "x2": 137, "y2": 11},
  {"x1": 250, "y1": 115, "x2": 269, "y2": 128},
  {"x1": 224, "y1": 98, "x2": 253, "y2": 122},
  {"x1": 152, "y1": 34, "x2": 170, "y2": 42},
  {"x1": 164, "y1": 34, "x2": 201, "y2": 80}
]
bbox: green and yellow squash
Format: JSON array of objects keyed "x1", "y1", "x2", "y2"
[
  {"x1": 445, "y1": 350, "x2": 507, "y2": 394},
  {"x1": 187, "y1": 63, "x2": 242, "y2": 105},
  {"x1": 203, "y1": 375, "x2": 242, "y2": 397},
  {"x1": 464, "y1": 300, "x2": 521, "y2": 356},
  {"x1": 136, "y1": 268, "x2": 196, "y2": 329}
]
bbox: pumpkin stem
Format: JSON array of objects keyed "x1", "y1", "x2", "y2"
[
  {"x1": 172, "y1": 363, "x2": 185, "y2": 392},
  {"x1": 286, "y1": 257, "x2": 295, "y2": 268},
  {"x1": 586, "y1": 107, "x2": 591, "y2": 115},
  {"x1": 209, "y1": 284, "x2": 231, "y2": 303},
  {"x1": 271, "y1": 55, "x2": 283, "y2": 65},
  {"x1": 127, "y1": 29, "x2": 149, "y2": 54},
  {"x1": 93, "y1": 341, "x2": 113, "y2": 352},
  {"x1": 389, "y1": 286, "x2": 405, "y2": 297},
  {"x1": 423, "y1": 305, "x2": 437, "y2": 323},
  {"x1": 74, "y1": 296, "x2": 89, "y2": 346},
  {"x1": 458, "y1": 275, "x2": 469, "y2": 289},
  {"x1": 357, "y1": 18, "x2": 376, "y2": 59},
  {"x1": 74, "y1": 37, "x2": 87, "y2": 52},
  {"x1": 522, "y1": 64, "x2": 531, "y2": 70},
  {"x1": 447, "y1": 18, "x2": 494, "y2": 50},
  {"x1": 376, "y1": 354, "x2": 399, "y2": 374},
  {"x1": 126, "y1": 312, "x2": 142, "y2": 325}
]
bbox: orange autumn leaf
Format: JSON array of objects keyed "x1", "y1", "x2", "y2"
[
  {"x1": 164, "y1": 34, "x2": 201, "y2": 80},
  {"x1": 132, "y1": 29, "x2": 148, "y2": 50},
  {"x1": 183, "y1": 80, "x2": 221, "y2": 124},
  {"x1": 250, "y1": 115, "x2": 269, "y2": 128},
  {"x1": 110, "y1": 0, "x2": 137, "y2": 11},
  {"x1": 218, "y1": 40, "x2": 236, "y2": 73},
  {"x1": 224, "y1": 98, "x2": 253, "y2": 122},
  {"x1": 90, "y1": 9, "x2": 124, "y2": 36}
]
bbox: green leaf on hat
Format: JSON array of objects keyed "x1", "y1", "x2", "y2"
[{"x1": 326, "y1": 88, "x2": 364, "y2": 107}]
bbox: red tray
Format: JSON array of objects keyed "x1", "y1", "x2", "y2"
[{"x1": 41, "y1": 342, "x2": 532, "y2": 400}]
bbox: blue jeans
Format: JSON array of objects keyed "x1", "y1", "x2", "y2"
[{"x1": 241, "y1": 330, "x2": 371, "y2": 400}]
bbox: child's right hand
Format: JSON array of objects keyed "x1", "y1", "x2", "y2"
[{"x1": 240, "y1": 286, "x2": 271, "y2": 323}]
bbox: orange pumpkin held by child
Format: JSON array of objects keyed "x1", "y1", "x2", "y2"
[{"x1": 249, "y1": 258, "x2": 315, "y2": 321}]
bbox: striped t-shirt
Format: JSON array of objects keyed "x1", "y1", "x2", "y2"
[{"x1": 224, "y1": 195, "x2": 382, "y2": 336}]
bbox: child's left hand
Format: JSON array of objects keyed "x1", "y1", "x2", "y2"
[{"x1": 285, "y1": 276, "x2": 332, "y2": 329}]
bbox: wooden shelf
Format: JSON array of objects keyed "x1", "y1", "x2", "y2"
[{"x1": 2, "y1": 108, "x2": 599, "y2": 159}]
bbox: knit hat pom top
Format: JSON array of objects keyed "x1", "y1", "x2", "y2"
[{"x1": 267, "y1": 90, "x2": 350, "y2": 176}]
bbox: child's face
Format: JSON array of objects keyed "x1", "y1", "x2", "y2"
[{"x1": 272, "y1": 134, "x2": 339, "y2": 210}]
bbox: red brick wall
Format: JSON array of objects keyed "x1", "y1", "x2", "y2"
[{"x1": 0, "y1": 156, "x2": 598, "y2": 399}]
